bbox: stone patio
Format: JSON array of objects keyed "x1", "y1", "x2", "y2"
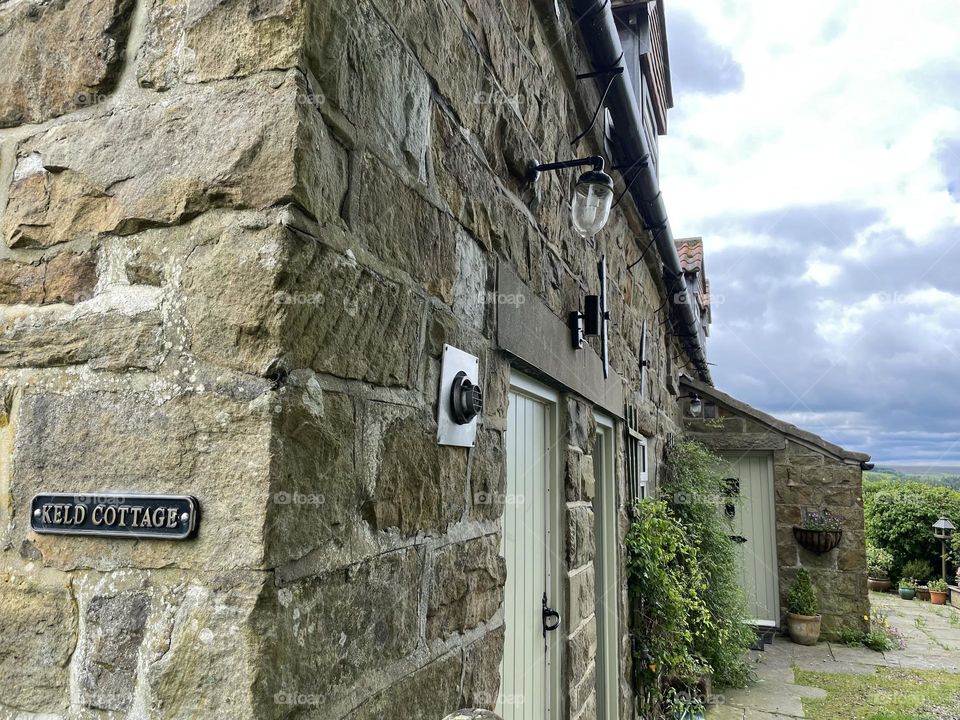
[{"x1": 706, "y1": 591, "x2": 960, "y2": 719}]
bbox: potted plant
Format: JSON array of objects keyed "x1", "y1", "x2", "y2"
[
  {"x1": 793, "y1": 509, "x2": 843, "y2": 554},
  {"x1": 902, "y1": 560, "x2": 933, "y2": 601},
  {"x1": 930, "y1": 578, "x2": 948, "y2": 605},
  {"x1": 867, "y1": 545, "x2": 894, "y2": 592},
  {"x1": 898, "y1": 578, "x2": 917, "y2": 600},
  {"x1": 786, "y1": 569, "x2": 821, "y2": 645}
]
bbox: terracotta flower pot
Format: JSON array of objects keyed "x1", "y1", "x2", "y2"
[
  {"x1": 793, "y1": 527, "x2": 842, "y2": 555},
  {"x1": 787, "y1": 613, "x2": 822, "y2": 646},
  {"x1": 868, "y1": 577, "x2": 891, "y2": 592},
  {"x1": 931, "y1": 590, "x2": 948, "y2": 606}
]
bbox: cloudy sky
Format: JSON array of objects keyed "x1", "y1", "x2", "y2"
[{"x1": 660, "y1": 0, "x2": 960, "y2": 465}]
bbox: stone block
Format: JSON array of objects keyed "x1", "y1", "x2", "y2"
[
  {"x1": 565, "y1": 616, "x2": 597, "y2": 689},
  {"x1": 346, "y1": 652, "x2": 464, "y2": 720},
  {"x1": 181, "y1": 222, "x2": 288, "y2": 376},
  {"x1": 3, "y1": 73, "x2": 305, "y2": 249},
  {"x1": 0, "y1": 573, "x2": 77, "y2": 715},
  {"x1": 357, "y1": 154, "x2": 458, "y2": 303},
  {"x1": 461, "y1": 628, "x2": 504, "y2": 710},
  {"x1": 0, "y1": 251, "x2": 97, "y2": 306},
  {"x1": 10, "y1": 384, "x2": 274, "y2": 571},
  {"x1": 266, "y1": 380, "x2": 365, "y2": 569},
  {"x1": 304, "y1": 0, "x2": 431, "y2": 179},
  {"x1": 469, "y1": 429, "x2": 506, "y2": 523},
  {"x1": 0, "y1": 286, "x2": 163, "y2": 370},
  {"x1": 362, "y1": 403, "x2": 467, "y2": 535},
  {"x1": 283, "y1": 242, "x2": 425, "y2": 388},
  {"x1": 427, "y1": 535, "x2": 505, "y2": 640},
  {"x1": 146, "y1": 572, "x2": 267, "y2": 718},
  {"x1": 564, "y1": 447, "x2": 584, "y2": 503},
  {"x1": 80, "y1": 591, "x2": 149, "y2": 711},
  {"x1": 566, "y1": 398, "x2": 596, "y2": 454},
  {"x1": 565, "y1": 504, "x2": 595, "y2": 569},
  {"x1": 265, "y1": 550, "x2": 421, "y2": 708},
  {"x1": 137, "y1": 0, "x2": 303, "y2": 90},
  {"x1": 0, "y1": 0, "x2": 132, "y2": 127},
  {"x1": 565, "y1": 564, "x2": 595, "y2": 628}
]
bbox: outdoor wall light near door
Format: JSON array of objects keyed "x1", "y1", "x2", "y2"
[
  {"x1": 529, "y1": 156, "x2": 614, "y2": 238},
  {"x1": 678, "y1": 393, "x2": 703, "y2": 417}
]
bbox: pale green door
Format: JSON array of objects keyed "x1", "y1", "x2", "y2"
[
  {"x1": 499, "y1": 377, "x2": 559, "y2": 718},
  {"x1": 719, "y1": 452, "x2": 780, "y2": 626}
]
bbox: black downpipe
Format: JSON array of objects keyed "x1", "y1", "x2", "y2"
[{"x1": 571, "y1": 0, "x2": 712, "y2": 384}]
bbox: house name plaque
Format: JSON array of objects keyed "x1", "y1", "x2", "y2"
[{"x1": 30, "y1": 493, "x2": 199, "y2": 540}]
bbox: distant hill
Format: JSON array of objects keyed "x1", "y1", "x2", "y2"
[{"x1": 866, "y1": 466, "x2": 960, "y2": 492}]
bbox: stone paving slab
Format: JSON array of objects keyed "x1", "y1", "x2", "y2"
[{"x1": 707, "y1": 592, "x2": 960, "y2": 718}]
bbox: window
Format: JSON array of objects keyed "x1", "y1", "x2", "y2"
[{"x1": 625, "y1": 404, "x2": 649, "y2": 503}]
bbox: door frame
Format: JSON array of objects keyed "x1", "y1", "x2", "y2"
[
  {"x1": 506, "y1": 371, "x2": 562, "y2": 718},
  {"x1": 593, "y1": 412, "x2": 620, "y2": 719}
]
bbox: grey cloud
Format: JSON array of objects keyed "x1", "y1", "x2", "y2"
[
  {"x1": 666, "y1": 9, "x2": 745, "y2": 95},
  {"x1": 698, "y1": 205, "x2": 960, "y2": 463}
]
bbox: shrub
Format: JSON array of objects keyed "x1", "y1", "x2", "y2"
[
  {"x1": 660, "y1": 440, "x2": 754, "y2": 689},
  {"x1": 866, "y1": 544, "x2": 894, "y2": 578},
  {"x1": 901, "y1": 559, "x2": 934, "y2": 585},
  {"x1": 864, "y1": 478, "x2": 960, "y2": 580},
  {"x1": 787, "y1": 569, "x2": 819, "y2": 616},
  {"x1": 899, "y1": 578, "x2": 916, "y2": 590},
  {"x1": 625, "y1": 499, "x2": 711, "y2": 715},
  {"x1": 929, "y1": 578, "x2": 948, "y2": 592}
]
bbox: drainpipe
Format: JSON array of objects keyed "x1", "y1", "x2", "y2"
[{"x1": 570, "y1": 0, "x2": 712, "y2": 384}]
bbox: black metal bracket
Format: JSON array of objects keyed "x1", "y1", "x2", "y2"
[
  {"x1": 528, "y1": 155, "x2": 605, "y2": 184},
  {"x1": 542, "y1": 592, "x2": 561, "y2": 637}
]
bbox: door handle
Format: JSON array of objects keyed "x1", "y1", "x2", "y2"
[{"x1": 542, "y1": 592, "x2": 561, "y2": 637}]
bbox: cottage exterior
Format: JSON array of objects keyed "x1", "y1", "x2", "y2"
[{"x1": 0, "y1": 0, "x2": 867, "y2": 718}]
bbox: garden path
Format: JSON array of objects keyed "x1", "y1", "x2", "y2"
[{"x1": 706, "y1": 592, "x2": 960, "y2": 719}]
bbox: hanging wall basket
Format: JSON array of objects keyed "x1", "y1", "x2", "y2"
[{"x1": 793, "y1": 527, "x2": 843, "y2": 555}]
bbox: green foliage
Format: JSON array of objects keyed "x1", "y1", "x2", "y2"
[
  {"x1": 787, "y1": 569, "x2": 819, "y2": 616},
  {"x1": 624, "y1": 440, "x2": 753, "y2": 716},
  {"x1": 866, "y1": 544, "x2": 894, "y2": 578},
  {"x1": 901, "y1": 559, "x2": 934, "y2": 584},
  {"x1": 625, "y1": 499, "x2": 710, "y2": 715},
  {"x1": 660, "y1": 440, "x2": 754, "y2": 689},
  {"x1": 863, "y1": 478, "x2": 960, "y2": 580},
  {"x1": 899, "y1": 578, "x2": 916, "y2": 590},
  {"x1": 827, "y1": 608, "x2": 902, "y2": 653},
  {"x1": 929, "y1": 578, "x2": 948, "y2": 592}
]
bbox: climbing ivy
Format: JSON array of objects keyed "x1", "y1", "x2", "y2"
[{"x1": 625, "y1": 440, "x2": 753, "y2": 717}]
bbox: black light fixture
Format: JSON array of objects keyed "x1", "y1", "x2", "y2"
[
  {"x1": 678, "y1": 392, "x2": 702, "y2": 417},
  {"x1": 529, "y1": 156, "x2": 614, "y2": 238}
]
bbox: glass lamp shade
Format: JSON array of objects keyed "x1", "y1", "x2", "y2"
[
  {"x1": 571, "y1": 170, "x2": 614, "y2": 238},
  {"x1": 689, "y1": 397, "x2": 703, "y2": 417}
]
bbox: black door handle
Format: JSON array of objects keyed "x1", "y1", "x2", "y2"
[{"x1": 542, "y1": 592, "x2": 561, "y2": 637}]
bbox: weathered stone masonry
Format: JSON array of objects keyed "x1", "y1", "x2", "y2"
[{"x1": 0, "y1": 0, "x2": 695, "y2": 718}]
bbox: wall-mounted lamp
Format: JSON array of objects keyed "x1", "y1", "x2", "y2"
[
  {"x1": 529, "y1": 156, "x2": 614, "y2": 238},
  {"x1": 678, "y1": 392, "x2": 702, "y2": 417}
]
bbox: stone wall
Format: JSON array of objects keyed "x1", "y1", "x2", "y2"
[
  {"x1": 0, "y1": 0, "x2": 692, "y2": 717},
  {"x1": 682, "y1": 381, "x2": 870, "y2": 635}
]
